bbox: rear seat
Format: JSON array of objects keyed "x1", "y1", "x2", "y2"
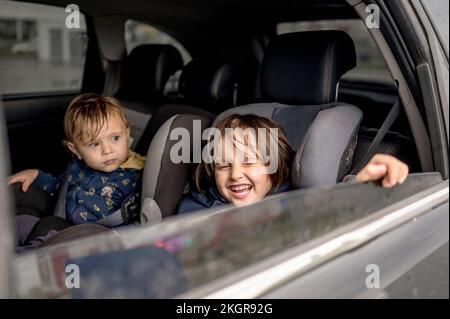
[
  {"x1": 134, "y1": 60, "x2": 241, "y2": 155},
  {"x1": 114, "y1": 44, "x2": 183, "y2": 147}
]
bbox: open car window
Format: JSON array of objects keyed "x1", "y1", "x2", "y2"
[{"x1": 13, "y1": 173, "x2": 444, "y2": 298}]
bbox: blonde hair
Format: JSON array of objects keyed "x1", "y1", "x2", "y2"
[
  {"x1": 194, "y1": 114, "x2": 294, "y2": 193},
  {"x1": 63, "y1": 93, "x2": 129, "y2": 144}
]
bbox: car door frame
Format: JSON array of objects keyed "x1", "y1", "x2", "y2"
[
  {"x1": 382, "y1": 0, "x2": 448, "y2": 177},
  {"x1": 0, "y1": 97, "x2": 14, "y2": 298}
]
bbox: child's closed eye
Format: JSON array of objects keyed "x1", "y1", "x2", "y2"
[
  {"x1": 215, "y1": 163, "x2": 231, "y2": 170},
  {"x1": 242, "y1": 162, "x2": 258, "y2": 167}
]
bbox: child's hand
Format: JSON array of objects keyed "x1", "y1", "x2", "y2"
[
  {"x1": 7, "y1": 169, "x2": 39, "y2": 192},
  {"x1": 356, "y1": 154, "x2": 409, "y2": 188}
]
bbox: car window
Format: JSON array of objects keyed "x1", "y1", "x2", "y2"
[
  {"x1": 277, "y1": 19, "x2": 394, "y2": 84},
  {"x1": 124, "y1": 20, "x2": 192, "y2": 95},
  {"x1": 420, "y1": 0, "x2": 449, "y2": 53},
  {"x1": 12, "y1": 173, "x2": 443, "y2": 298},
  {"x1": 0, "y1": 0, "x2": 88, "y2": 95}
]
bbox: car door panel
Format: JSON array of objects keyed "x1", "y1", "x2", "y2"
[
  {"x1": 262, "y1": 201, "x2": 449, "y2": 298},
  {"x1": 3, "y1": 94, "x2": 78, "y2": 175}
]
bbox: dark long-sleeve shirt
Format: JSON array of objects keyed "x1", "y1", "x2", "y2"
[{"x1": 33, "y1": 150, "x2": 145, "y2": 224}]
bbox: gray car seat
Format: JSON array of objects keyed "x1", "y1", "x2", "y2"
[{"x1": 139, "y1": 30, "x2": 363, "y2": 222}]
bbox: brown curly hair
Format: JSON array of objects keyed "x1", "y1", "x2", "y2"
[{"x1": 63, "y1": 93, "x2": 129, "y2": 144}]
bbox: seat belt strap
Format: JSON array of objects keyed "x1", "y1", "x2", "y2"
[{"x1": 351, "y1": 97, "x2": 401, "y2": 174}]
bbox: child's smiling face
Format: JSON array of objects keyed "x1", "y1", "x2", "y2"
[
  {"x1": 67, "y1": 112, "x2": 130, "y2": 173},
  {"x1": 214, "y1": 160, "x2": 273, "y2": 205},
  {"x1": 213, "y1": 130, "x2": 273, "y2": 205}
]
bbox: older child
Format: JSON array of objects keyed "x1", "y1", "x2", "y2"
[
  {"x1": 9, "y1": 94, "x2": 145, "y2": 248},
  {"x1": 178, "y1": 114, "x2": 409, "y2": 214}
]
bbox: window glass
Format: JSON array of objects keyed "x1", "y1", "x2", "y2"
[
  {"x1": 0, "y1": 0, "x2": 88, "y2": 94},
  {"x1": 277, "y1": 19, "x2": 394, "y2": 84},
  {"x1": 12, "y1": 173, "x2": 441, "y2": 298},
  {"x1": 421, "y1": 0, "x2": 449, "y2": 52}
]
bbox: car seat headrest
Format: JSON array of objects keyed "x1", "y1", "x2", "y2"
[
  {"x1": 290, "y1": 105, "x2": 361, "y2": 188},
  {"x1": 179, "y1": 60, "x2": 240, "y2": 107},
  {"x1": 116, "y1": 44, "x2": 183, "y2": 102},
  {"x1": 261, "y1": 30, "x2": 356, "y2": 105}
]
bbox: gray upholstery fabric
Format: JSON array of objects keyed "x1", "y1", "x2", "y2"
[
  {"x1": 292, "y1": 104, "x2": 362, "y2": 189},
  {"x1": 142, "y1": 115, "x2": 178, "y2": 202},
  {"x1": 140, "y1": 115, "x2": 177, "y2": 224},
  {"x1": 141, "y1": 197, "x2": 162, "y2": 225},
  {"x1": 214, "y1": 102, "x2": 336, "y2": 149},
  {"x1": 122, "y1": 106, "x2": 152, "y2": 148},
  {"x1": 134, "y1": 103, "x2": 215, "y2": 156},
  {"x1": 213, "y1": 103, "x2": 291, "y2": 125},
  {"x1": 272, "y1": 104, "x2": 335, "y2": 148},
  {"x1": 153, "y1": 114, "x2": 212, "y2": 218},
  {"x1": 94, "y1": 209, "x2": 125, "y2": 227},
  {"x1": 141, "y1": 114, "x2": 213, "y2": 220}
]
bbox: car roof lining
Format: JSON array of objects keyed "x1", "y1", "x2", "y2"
[{"x1": 17, "y1": 0, "x2": 358, "y2": 23}]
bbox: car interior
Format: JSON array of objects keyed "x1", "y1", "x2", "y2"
[{"x1": 0, "y1": 0, "x2": 430, "y2": 227}]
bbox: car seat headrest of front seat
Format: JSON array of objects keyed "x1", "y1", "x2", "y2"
[
  {"x1": 178, "y1": 60, "x2": 240, "y2": 107},
  {"x1": 261, "y1": 30, "x2": 356, "y2": 105},
  {"x1": 116, "y1": 44, "x2": 183, "y2": 102}
]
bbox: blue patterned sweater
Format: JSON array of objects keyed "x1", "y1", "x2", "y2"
[{"x1": 33, "y1": 150, "x2": 145, "y2": 224}]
